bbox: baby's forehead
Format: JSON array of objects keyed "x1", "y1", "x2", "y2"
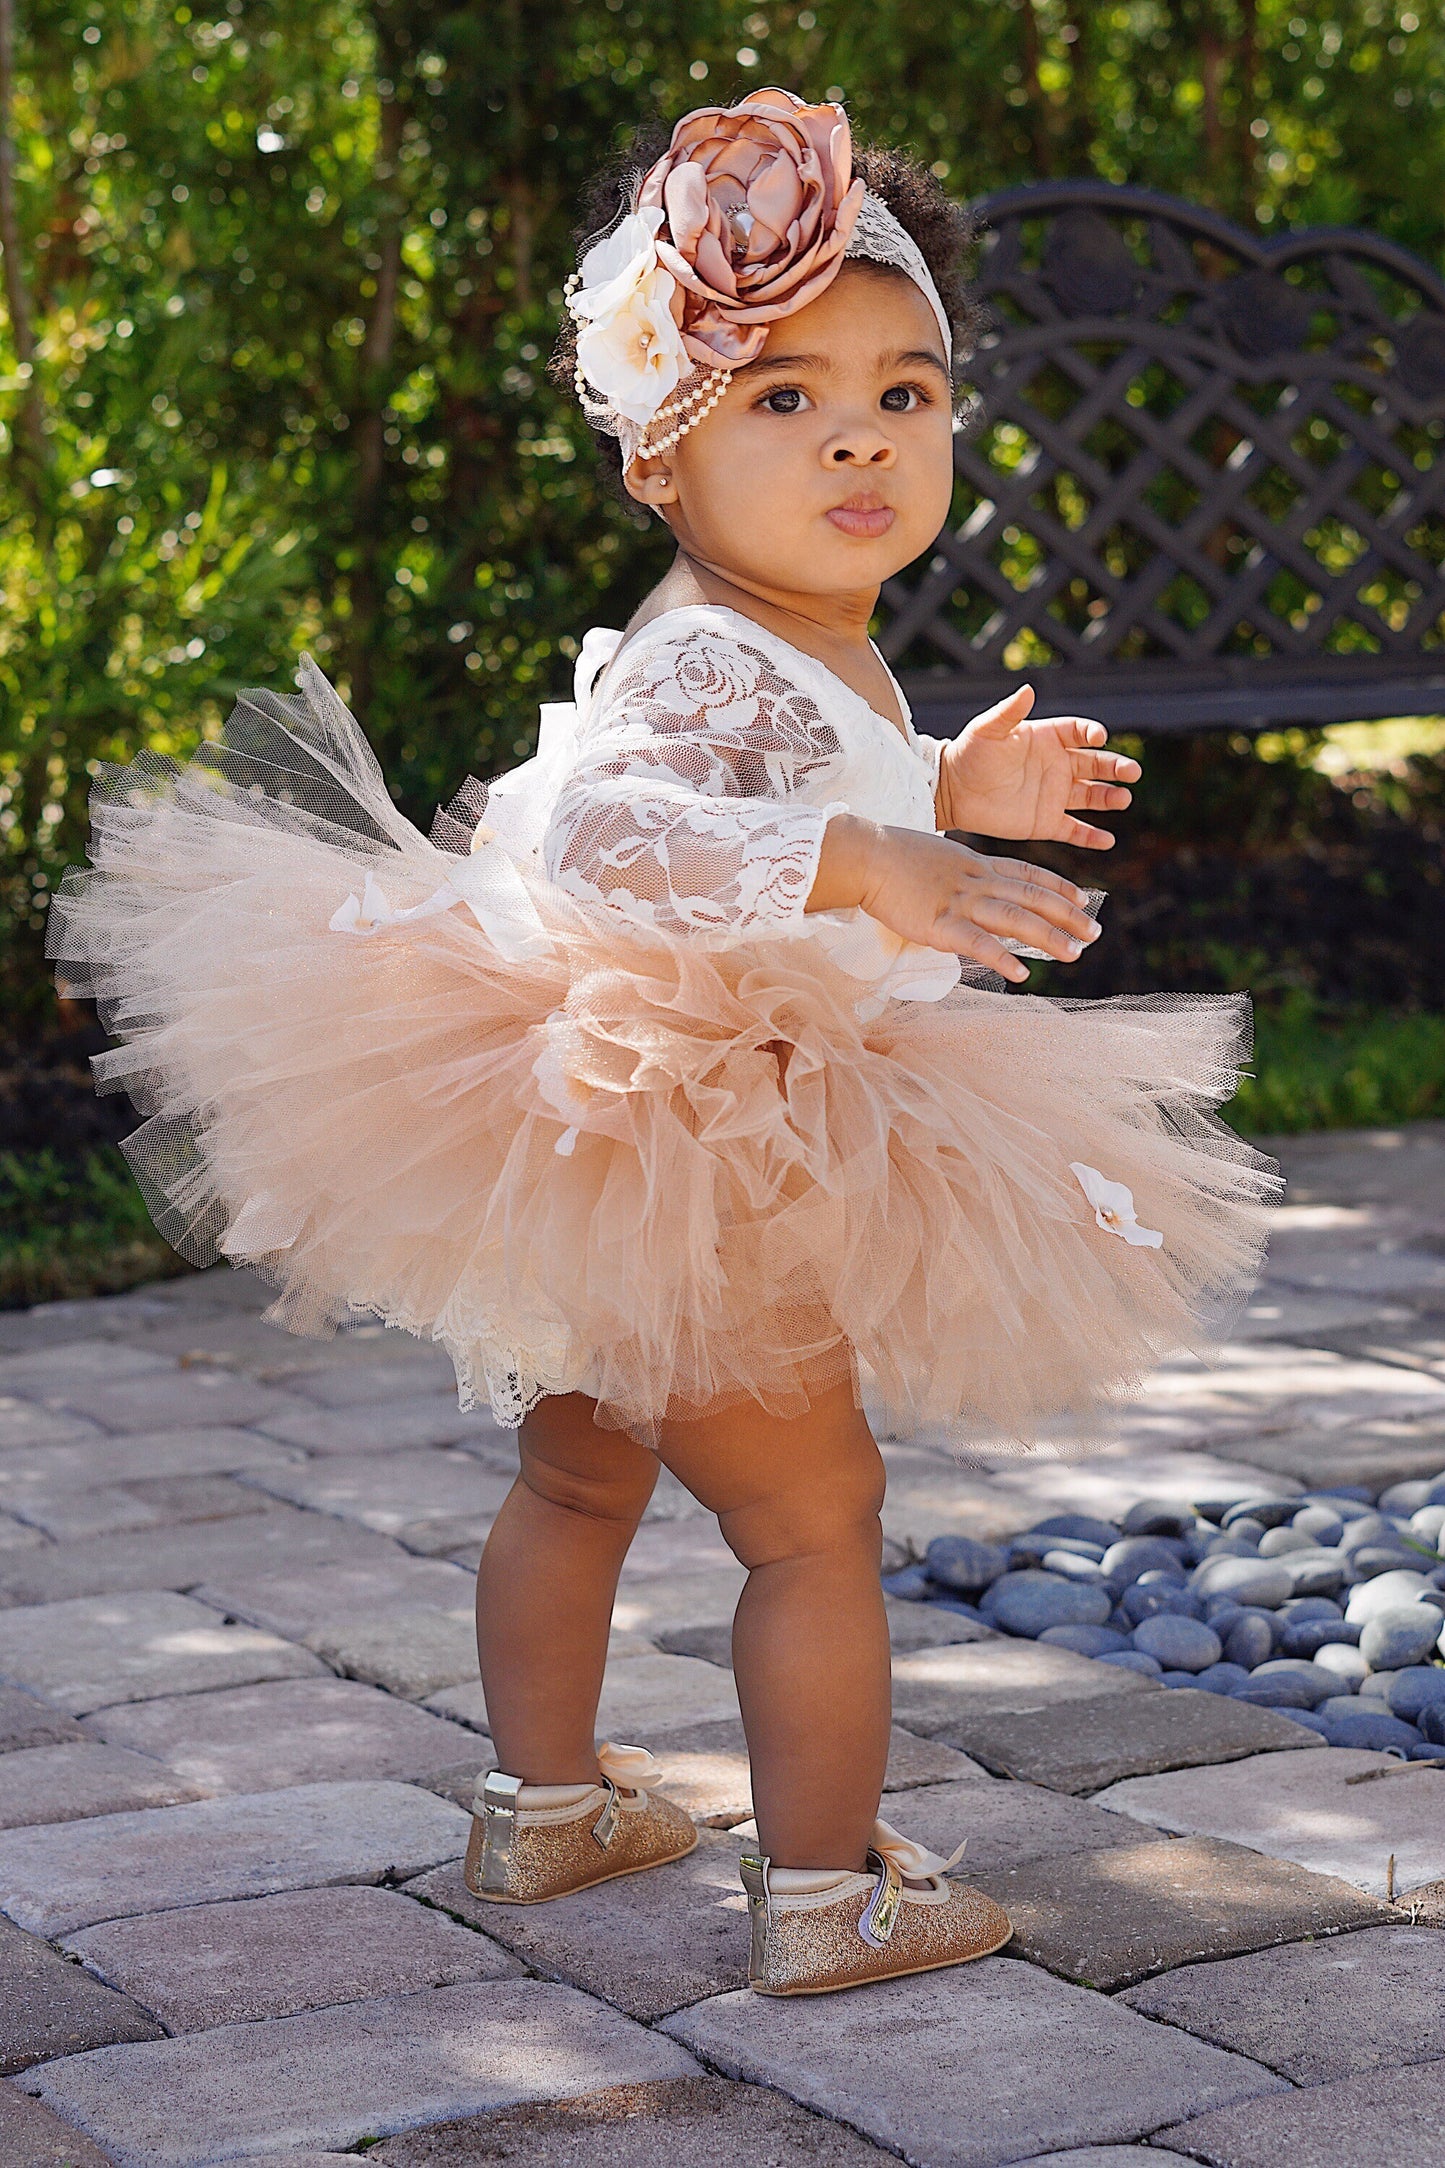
[{"x1": 750, "y1": 268, "x2": 946, "y2": 367}]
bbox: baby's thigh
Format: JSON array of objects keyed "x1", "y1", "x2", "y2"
[{"x1": 656, "y1": 1377, "x2": 886, "y2": 1569}]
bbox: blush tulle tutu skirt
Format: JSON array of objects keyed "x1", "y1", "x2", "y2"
[{"x1": 48, "y1": 660, "x2": 1279, "y2": 1446}]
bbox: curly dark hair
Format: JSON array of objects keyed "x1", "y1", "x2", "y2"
[{"x1": 549, "y1": 126, "x2": 983, "y2": 496}]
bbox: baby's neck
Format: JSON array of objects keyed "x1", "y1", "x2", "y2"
[{"x1": 635, "y1": 554, "x2": 878, "y2": 657}]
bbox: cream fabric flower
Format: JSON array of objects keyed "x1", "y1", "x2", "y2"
[
  {"x1": 568, "y1": 209, "x2": 688, "y2": 425},
  {"x1": 1070, "y1": 1162, "x2": 1164, "y2": 1248}
]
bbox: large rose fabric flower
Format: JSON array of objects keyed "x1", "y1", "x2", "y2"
[{"x1": 637, "y1": 86, "x2": 865, "y2": 368}]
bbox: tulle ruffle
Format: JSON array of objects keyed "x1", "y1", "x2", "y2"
[{"x1": 48, "y1": 658, "x2": 1279, "y2": 1447}]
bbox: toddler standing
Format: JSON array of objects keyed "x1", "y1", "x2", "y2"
[{"x1": 52, "y1": 89, "x2": 1276, "y2": 1996}]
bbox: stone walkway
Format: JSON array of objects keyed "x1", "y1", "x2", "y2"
[{"x1": 2, "y1": 1125, "x2": 1445, "y2": 2167}]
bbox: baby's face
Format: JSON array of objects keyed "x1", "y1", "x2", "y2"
[{"x1": 628, "y1": 264, "x2": 955, "y2": 597}]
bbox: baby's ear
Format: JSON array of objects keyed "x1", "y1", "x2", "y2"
[{"x1": 624, "y1": 456, "x2": 679, "y2": 509}]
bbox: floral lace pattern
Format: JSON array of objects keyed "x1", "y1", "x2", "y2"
[{"x1": 545, "y1": 623, "x2": 851, "y2": 940}]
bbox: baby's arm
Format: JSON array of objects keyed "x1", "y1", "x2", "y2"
[
  {"x1": 808, "y1": 817, "x2": 1100, "y2": 986},
  {"x1": 545, "y1": 626, "x2": 847, "y2": 940}
]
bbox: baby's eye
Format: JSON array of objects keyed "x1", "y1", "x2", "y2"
[
  {"x1": 881, "y1": 383, "x2": 929, "y2": 413},
  {"x1": 760, "y1": 386, "x2": 810, "y2": 415}
]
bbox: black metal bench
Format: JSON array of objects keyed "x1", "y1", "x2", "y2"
[{"x1": 879, "y1": 180, "x2": 1445, "y2": 735}]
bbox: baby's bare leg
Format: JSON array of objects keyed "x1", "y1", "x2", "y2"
[
  {"x1": 658, "y1": 1378, "x2": 891, "y2": 1871},
  {"x1": 475, "y1": 1394, "x2": 657, "y2": 1783}
]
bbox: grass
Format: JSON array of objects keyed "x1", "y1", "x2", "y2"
[
  {"x1": 0, "y1": 1146, "x2": 193, "y2": 1310},
  {"x1": 4, "y1": 1000, "x2": 1444, "y2": 1310},
  {"x1": 1232, "y1": 997, "x2": 1445, "y2": 1135}
]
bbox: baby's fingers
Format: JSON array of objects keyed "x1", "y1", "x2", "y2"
[
  {"x1": 942, "y1": 917, "x2": 1030, "y2": 982},
  {"x1": 982, "y1": 874, "x2": 1101, "y2": 944},
  {"x1": 969, "y1": 893, "x2": 1094, "y2": 962}
]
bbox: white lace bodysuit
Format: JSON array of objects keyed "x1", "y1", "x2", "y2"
[{"x1": 483, "y1": 603, "x2": 962, "y2": 1013}]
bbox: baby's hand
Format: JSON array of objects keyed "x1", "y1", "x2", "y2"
[
  {"x1": 812, "y1": 818, "x2": 1100, "y2": 985},
  {"x1": 938, "y1": 685, "x2": 1140, "y2": 851}
]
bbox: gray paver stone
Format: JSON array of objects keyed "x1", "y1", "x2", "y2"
[
  {"x1": 937, "y1": 1686, "x2": 1322, "y2": 1792},
  {"x1": 63, "y1": 1885, "x2": 520, "y2": 2029},
  {"x1": 1011, "y1": 2154, "x2": 1201, "y2": 2166},
  {"x1": 641, "y1": 1718, "x2": 983, "y2": 1827},
  {"x1": 0, "y1": 1514, "x2": 43, "y2": 1550},
  {"x1": 411, "y1": 1829, "x2": 748, "y2": 2021},
  {"x1": 0, "y1": 1591, "x2": 325, "y2": 1715},
  {"x1": 610, "y1": 1569, "x2": 748, "y2": 1639},
  {"x1": 254, "y1": 1399, "x2": 500, "y2": 1454},
  {"x1": 811, "y1": 1777, "x2": 1139, "y2": 1877},
  {"x1": 1094, "y1": 1748, "x2": 1445, "y2": 1896},
  {"x1": 0, "y1": 1744, "x2": 207, "y2": 1829},
  {"x1": 1221, "y1": 1420, "x2": 1445, "y2": 1493},
  {"x1": 1154, "y1": 2054, "x2": 1445, "y2": 2167},
  {"x1": 19, "y1": 1981, "x2": 701, "y2": 2166},
  {"x1": 281, "y1": 1355, "x2": 460, "y2": 1406},
  {"x1": 84, "y1": 1679, "x2": 485, "y2": 1794},
  {"x1": 192, "y1": 1556, "x2": 474, "y2": 1637},
  {"x1": 662, "y1": 1957, "x2": 1285, "y2": 2168},
  {"x1": 0, "y1": 1401, "x2": 106, "y2": 1451},
  {"x1": 0, "y1": 1506, "x2": 401, "y2": 1607},
  {"x1": 367, "y1": 2075, "x2": 898, "y2": 2165},
  {"x1": 241, "y1": 1449, "x2": 514, "y2": 1536},
  {"x1": 0, "y1": 1779, "x2": 470, "y2": 1936},
  {"x1": 0, "y1": 1342, "x2": 172, "y2": 1394},
  {"x1": 1121, "y1": 1924, "x2": 1445, "y2": 2082},
  {"x1": 972, "y1": 1834, "x2": 1389, "y2": 1991},
  {"x1": 0, "y1": 1914, "x2": 162, "y2": 2075},
  {"x1": 49, "y1": 1369, "x2": 305, "y2": 1434},
  {"x1": 0, "y1": 2079, "x2": 119, "y2": 2168},
  {"x1": 890, "y1": 1641, "x2": 1158, "y2": 1733},
  {"x1": 0, "y1": 1430, "x2": 300, "y2": 1507},
  {"x1": 10, "y1": 1475, "x2": 267, "y2": 1544},
  {"x1": 304, "y1": 1607, "x2": 478, "y2": 1698},
  {"x1": 427, "y1": 1652, "x2": 742, "y2": 1739},
  {"x1": 0, "y1": 1688, "x2": 85, "y2": 1755}
]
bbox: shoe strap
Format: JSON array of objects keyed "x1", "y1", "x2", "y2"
[
  {"x1": 739, "y1": 1851, "x2": 772, "y2": 1981},
  {"x1": 476, "y1": 1769, "x2": 523, "y2": 1892},
  {"x1": 871, "y1": 1817, "x2": 968, "y2": 1889},
  {"x1": 859, "y1": 1849, "x2": 904, "y2": 1947}
]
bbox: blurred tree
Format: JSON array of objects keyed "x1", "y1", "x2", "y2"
[{"x1": 1, "y1": 0, "x2": 1442, "y2": 1018}]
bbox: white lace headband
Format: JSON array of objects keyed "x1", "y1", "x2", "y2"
[{"x1": 571, "y1": 136, "x2": 953, "y2": 474}]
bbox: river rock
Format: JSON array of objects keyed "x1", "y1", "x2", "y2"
[
  {"x1": 1410, "y1": 1505, "x2": 1445, "y2": 1549},
  {"x1": 924, "y1": 1536, "x2": 1009, "y2": 1596},
  {"x1": 1420, "y1": 1702, "x2": 1445, "y2": 1746},
  {"x1": 1027, "y1": 1515, "x2": 1122, "y2": 1548},
  {"x1": 1319, "y1": 1705, "x2": 1422, "y2": 1752},
  {"x1": 1423, "y1": 1474, "x2": 1445, "y2": 1505},
  {"x1": 1379, "y1": 1480, "x2": 1432, "y2": 1515},
  {"x1": 1120, "y1": 1500, "x2": 1194, "y2": 1539},
  {"x1": 1094, "y1": 1649, "x2": 1163, "y2": 1677},
  {"x1": 1041, "y1": 1550, "x2": 1112, "y2": 1585},
  {"x1": 1278, "y1": 1617, "x2": 1353, "y2": 1659},
  {"x1": 1359, "y1": 1608, "x2": 1444, "y2": 1670},
  {"x1": 1383, "y1": 1666, "x2": 1445, "y2": 1721},
  {"x1": 1257, "y1": 1526, "x2": 1317, "y2": 1557},
  {"x1": 1191, "y1": 1662, "x2": 1253, "y2": 1695},
  {"x1": 1100, "y1": 1537, "x2": 1187, "y2": 1584},
  {"x1": 1291, "y1": 1504, "x2": 1345, "y2": 1546},
  {"x1": 1223, "y1": 1614, "x2": 1276, "y2": 1670},
  {"x1": 1238, "y1": 1659, "x2": 1336, "y2": 1708},
  {"x1": 1279, "y1": 1550, "x2": 1349, "y2": 1597},
  {"x1": 1311, "y1": 1642, "x2": 1371, "y2": 1689},
  {"x1": 1351, "y1": 1544, "x2": 1427, "y2": 1580},
  {"x1": 1190, "y1": 1557, "x2": 1292, "y2": 1608},
  {"x1": 979, "y1": 1571, "x2": 1112, "y2": 1637},
  {"x1": 1131, "y1": 1616, "x2": 1222, "y2": 1673},
  {"x1": 1038, "y1": 1624, "x2": 1132, "y2": 1657},
  {"x1": 1221, "y1": 1497, "x2": 1298, "y2": 1530},
  {"x1": 1345, "y1": 1571, "x2": 1440, "y2": 1624}
]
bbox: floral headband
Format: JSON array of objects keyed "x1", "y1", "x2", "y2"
[{"x1": 565, "y1": 87, "x2": 953, "y2": 469}]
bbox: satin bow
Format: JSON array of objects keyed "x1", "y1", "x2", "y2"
[
  {"x1": 871, "y1": 1816, "x2": 968, "y2": 1886},
  {"x1": 329, "y1": 835, "x2": 551, "y2": 964},
  {"x1": 597, "y1": 1741, "x2": 665, "y2": 1793}
]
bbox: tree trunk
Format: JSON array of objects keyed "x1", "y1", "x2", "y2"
[
  {"x1": 1234, "y1": 0, "x2": 1259, "y2": 215},
  {"x1": 346, "y1": 22, "x2": 406, "y2": 723},
  {"x1": 1020, "y1": 0, "x2": 1054, "y2": 176},
  {"x1": 0, "y1": 0, "x2": 44, "y2": 522}
]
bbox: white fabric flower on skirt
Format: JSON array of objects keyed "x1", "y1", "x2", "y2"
[
  {"x1": 569, "y1": 209, "x2": 688, "y2": 424},
  {"x1": 1070, "y1": 1162, "x2": 1164, "y2": 1248}
]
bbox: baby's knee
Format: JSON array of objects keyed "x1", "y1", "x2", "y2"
[
  {"x1": 518, "y1": 1413, "x2": 659, "y2": 1529},
  {"x1": 722, "y1": 1446, "x2": 886, "y2": 1571}
]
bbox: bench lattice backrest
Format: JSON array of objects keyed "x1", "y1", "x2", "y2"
[{"x1": 879, "y1": 181, "x2": 1445, "y2": 734}]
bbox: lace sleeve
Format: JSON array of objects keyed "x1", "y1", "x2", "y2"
[
  {"x1": 544, "y1": 624, "x2": 849, "y2": 940},
  {"x1": 911, "y1": 730, "x2": 947, "y2": 809}
]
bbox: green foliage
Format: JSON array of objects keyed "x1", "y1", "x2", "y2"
[
  {"x1": 0, "y1": 1145, "x2": 191, "y2": 1303},
  {"x1": 1231, "y1": 995, "x2": 1445, "y2": 1133},
  {"x1": 2, "y1": 0, "x2": 1443, "y2": 1023}
]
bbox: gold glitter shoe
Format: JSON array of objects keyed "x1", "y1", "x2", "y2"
[
  {"x1": 463, "y1": 1740, "x2": 697, "y2": 1903},
  {"x1": 740, "y1": 1818, "x2": 1011, "y2": 1996}
]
